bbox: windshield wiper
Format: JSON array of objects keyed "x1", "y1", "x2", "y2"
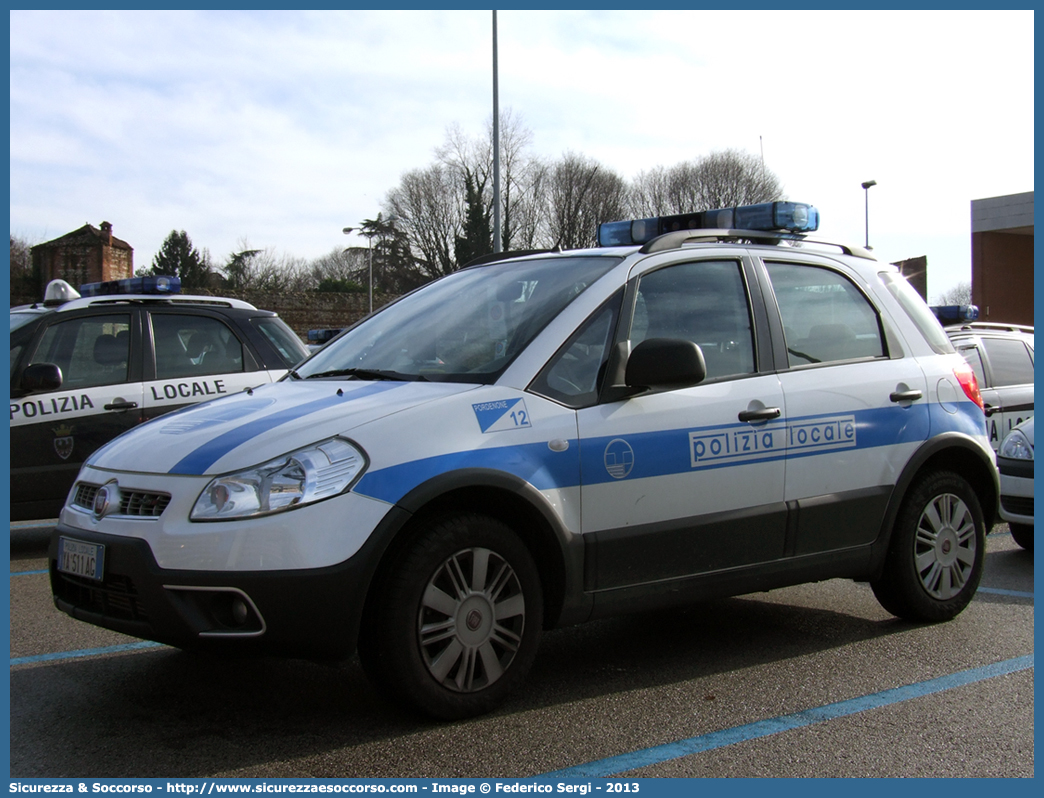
[{"x1": 304, "y1": 368, "x2": 425, "y2": 381}]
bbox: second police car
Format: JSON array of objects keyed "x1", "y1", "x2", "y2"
[
  {"x1": 11, "y1": 277, "x2": 309, "y2": 521},
  {"x1": 49, "y1": 202, "x2": 998, "y2": 720}
]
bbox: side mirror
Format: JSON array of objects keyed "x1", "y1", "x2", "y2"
[
  {"x1": 21, "y1": 363, "x2": 63, "y2": 393},
  {"x1": 625, "y1": 338, "x2": 707, "y2": 390}
]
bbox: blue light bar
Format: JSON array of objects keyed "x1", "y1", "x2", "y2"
[
  {"x1": 598, "y1": 201, "x2": 820, "y2": 247},
  {"x1": 79, "y1": 276, "x2": 182, "y2": 297},
  {"x1": 931, "y1": 305, "x2": 980, "y2": 324}
]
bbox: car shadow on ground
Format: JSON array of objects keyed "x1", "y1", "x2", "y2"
[{"x1": 11, "y1": 588, "x2": 925, "y2": 778}]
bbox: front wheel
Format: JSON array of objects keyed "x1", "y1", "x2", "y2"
[
  {"x1": 871, "y1": 471, "x2": 985, "y2": 622},
  {"x1": 359, "y1": 513, "x2": 543, "y2": 720}
]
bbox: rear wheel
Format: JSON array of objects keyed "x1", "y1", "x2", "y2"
[
  {"x1": 359, "y1": 513, "x2": 542, "y2": 720},
  {"x1": 1008, "y1": 523, "x2": 1033, "y2": 551},
  {"x1": 871, "y1": 471, "x2": 985, "y2": 622}
]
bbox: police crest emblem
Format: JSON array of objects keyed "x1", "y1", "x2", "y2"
[{"x1": 53, "y1": 424, "x2": 74, "y2": 460}]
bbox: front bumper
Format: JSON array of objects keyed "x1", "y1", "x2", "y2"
[
  {"x1": 997, "y1": 455, "x2": 1033, "y2": 526},
  {"x1": 48, "y1": 516, "x2": 400, "y2": 658}
]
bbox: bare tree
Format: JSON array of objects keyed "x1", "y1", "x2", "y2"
[
  {"x1": 221, "y1": 242, "x2": 306, "y2": 292},
  {"x1": 385, "y1": 165, "x2": 460, "y2": 280},
  {"x1": 680, "y1": 149, "x2": 785, "y2": 210},
  {"x1": 935, "y1": 281, "x2": 973, "y2": 306},
  {"x1": 546, "y1": 153, "x2": 628, "y2": 250},
  {"x1": 628, "y1": 166, "x2": 672, "y2": 218},
  {"x1": 10, "y1": 234, "x2": 38, "y2": 300}
]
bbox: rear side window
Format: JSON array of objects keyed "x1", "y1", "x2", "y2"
[
  {"x1": 981, "y1": 337, "x2": 1034, "y2": 386},
  {"x1": 879, "y1": 271, "x2": 954, "y2": 354},
  {"x1": 252, "y1": 318, "x2": 309, "y2": 368},
  {"x1": 151, "y1": 314, "x2": 245, "y2": 380},
  {"x1": 766, "y1": 262, "x2": 885, "y2": 366}
]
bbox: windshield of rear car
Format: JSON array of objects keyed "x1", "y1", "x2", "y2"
[{"x1": 294, "y1": 255, "x2": 620, "y2": 383}]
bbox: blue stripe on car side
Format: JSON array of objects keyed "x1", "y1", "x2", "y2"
[
  {"x1": 353, "y1": 400, "x2": 986, "y2": 504},
  {"x1": 169, "y1": 383, "x2": 402, "y2": 475},
  {"x1": 353, "y1": 440, "x2": 582, "y2": 504}
]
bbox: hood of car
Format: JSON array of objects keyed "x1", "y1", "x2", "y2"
[{"x1": 86, "y1": 380, "x2": 478, "y2": 476}]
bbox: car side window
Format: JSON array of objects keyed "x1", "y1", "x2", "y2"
[
  {"x1": 766, "y1": 261, "x2": 885, "y2": 367},
  {"x1": 532, "y1": 292, "x2": 622, "y2": 407},
  {"x1": 151, "y1": 314, "x2": 245, "y2": 380},
  {"x1": 631, "y1": 260, "x2": 755, "y2": 380},
  {"x1": 980, "y1": 337, "x2": 1033, "y2": 387},
  {"x1": 30, "y1": 314, "x2": 131, "y2": 389}
]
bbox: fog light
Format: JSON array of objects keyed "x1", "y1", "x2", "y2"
[{"x1": 232, "y1": 597, "x2": 249, "y2": 625}]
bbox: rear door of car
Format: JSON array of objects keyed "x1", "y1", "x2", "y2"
[
  {"x1": 758, "y1": 254, "x2": 930, "y2": 556},
  {"x1": 141, "y1": 308, "x2": 284, "y2": 421}
]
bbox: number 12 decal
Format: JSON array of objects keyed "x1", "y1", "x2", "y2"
[{"x1": 472, "y1": 398, "x2": 532, "y2": 433}]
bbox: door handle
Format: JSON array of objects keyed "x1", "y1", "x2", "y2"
[
  {"x1": 104, "y1": 399, "x2": 139, "y2": 411},
  {"x1": 738, "y1": 407, "x2": 781, "y2": 423},
  {"x1": 889, "y1": 390, "x2": 923, "y2": 403}
]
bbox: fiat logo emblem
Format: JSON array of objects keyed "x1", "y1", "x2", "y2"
[
  {"x1": 466, "y1": 610, "x2": 483, "y2": 631},
  {"x1": 93, "y1": 484, "x2": 117, "y2": 519}
]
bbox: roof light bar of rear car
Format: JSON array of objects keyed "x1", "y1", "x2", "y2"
[
  {"x1": 598, "y1": 201, "x2": 820, "y2": 247},
  {"x1": 930, "y1": 304, "x2": 980, "y2": 325},
  {"x1": 78, "y1": 275, "x2": 182, "y2": 297}
]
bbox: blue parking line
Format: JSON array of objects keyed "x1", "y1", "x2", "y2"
[
  {"x1": 541, "y1": 655, "x2": 1034, "y2": 778},
  {"x1": 978, "y1": 586, "x2": 1034, "y2": 599},
  {"x1": 11, "y1": 568, "x2": 48, "y2": 576},
  {"x1": 10, "y1": 641, "x2": 165, "y2": 666}
]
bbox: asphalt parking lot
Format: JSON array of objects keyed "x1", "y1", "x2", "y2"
[{"x1": 9, "y1": 520, "x2": 1034, "y2": 779}]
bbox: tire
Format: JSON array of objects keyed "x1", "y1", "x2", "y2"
[
  {"x1": 359, "y1": 513, "x2": 543, "y2": 720},
  {"x1": 871, "y1": 471, "x2": 985, "y2": 622},
  {"x1": 1008, "y1": 523, "x2": 1034, "y2": 551}
]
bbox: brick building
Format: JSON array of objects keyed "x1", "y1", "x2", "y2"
[
  {"x1": 971, "y1": 192, "x2": 1034, "y2": 326},
  {"x1": 31, "y1": 221, "x2": 134, "y2": 289}
]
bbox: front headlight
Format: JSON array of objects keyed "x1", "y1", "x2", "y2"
[
  {"x1": 191, "y1": 437, "x2": 367, "y2": 521},
  {"x1": 999, "y1": 430, "x2": 1034, "y2": 461}
]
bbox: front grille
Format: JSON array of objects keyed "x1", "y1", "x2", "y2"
[
  {"x1": 52, "y1": 568, "x2": 149, "y2": 623},
  {"x1": 71, "y1": 482, "x2": 170, "y2": 517},
  {"x1": 119, "y1": 491, "x2": 171, "y2": 516},
  {"x1": 1001, "y1": 495, "x2": 1034, "y2": 517},
  {"x1": 73, "y1": 483, "x2": 99, "y2": 510}
]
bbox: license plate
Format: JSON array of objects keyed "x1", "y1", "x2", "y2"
[{"x1": 57, "y1": 537, "x2": 105, "y2": 581}]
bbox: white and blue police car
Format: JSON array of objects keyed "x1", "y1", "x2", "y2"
[
  {"x1": 11, "y1": 277, "x2": 309, "y2": 521},
  {"x1": 49, "y1": 202, "x2": 998, "y2": 719}
]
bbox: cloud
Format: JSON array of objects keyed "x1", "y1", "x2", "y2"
[{"x1": 9, "y1": 9, "x2": 1033, "y2": 300}]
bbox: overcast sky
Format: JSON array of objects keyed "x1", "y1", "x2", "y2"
[{"x1": 8, "y1": 9, "x2": 1034, "y2": 301}]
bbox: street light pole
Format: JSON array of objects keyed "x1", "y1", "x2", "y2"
[{"x1": 861, "y1": 180, "x2": 877, "y2": 249}]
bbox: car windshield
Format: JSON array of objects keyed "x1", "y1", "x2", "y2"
[{"x1": 295, "y1": 255, "x2": 620, "y2": 383}]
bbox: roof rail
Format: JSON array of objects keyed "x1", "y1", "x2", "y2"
[
  {"x1": 638, "y1": 229, "x2": 876, "y2": 260},
  {"x1": 58, "y1": 294, "x2": 258, "y2": 312},
  {"x1": 946, "y1": 321, "x2": 1034, "y2": 334}
]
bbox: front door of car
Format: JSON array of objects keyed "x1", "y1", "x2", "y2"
[
  {"x1": 574, "y1": 257, "x2": 788, "y2": 592},
  {"x1": 9, "y1": 311, "x2": 143, "y2": 519}
]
